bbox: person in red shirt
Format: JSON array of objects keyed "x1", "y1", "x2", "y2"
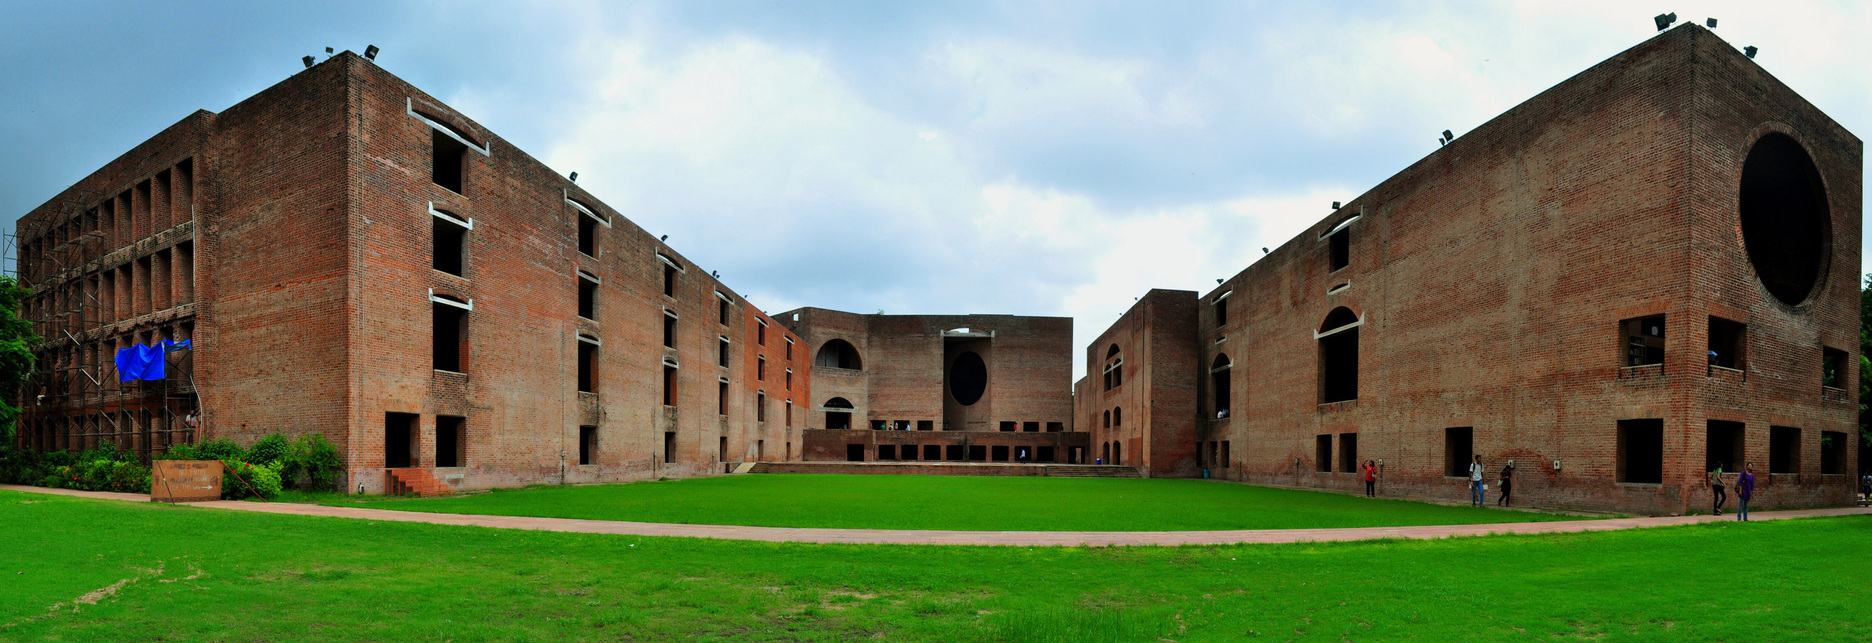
[{"x1": 1362, "y1": 460, "x2": 1378, "y2": 497}]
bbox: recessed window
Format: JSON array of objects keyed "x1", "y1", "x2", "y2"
[
  {"x1": 1618, "y1": 419, "x2": 1664, "y2": 484},
  {"x1": 1821, "y1": 430, "x2": 1846, "y2": 475},
  {"x1": 718, "y1": 379, "x2": 729, "y2": 415},
  {"x1": 1707, "y1": 421, "x2": 1744, "y2": 474},
  {"x1": 949, "y1": 351, "x2": 988, "y2": 406},
  {"x1": 1738, "y1": 133, "x2": 1830, "y2": 307},
  {"x1": 579, "y1": 217, "x2": 597, "y2": 257},
  {"x1": 663, "y1": 311, "x2": 677, "y2": 348},
  {"x1": 814, "y1": 339, "x2": 863, "y2": 370},
  {"x1": 1823, "y1": 347, "x2": 1847, "y2": 389},
  {"x1": 663, "y1": 264, "x2": 677, "y2": 298},
  {"x1": 1103, "y1": 344, "x2": 1124, "y2": 391},
  {"x1": 436, "y1": 416, "x2": 465, "y2": 468},
  {"x1": 757, "y1": 356, "x2": 766, "y2": 380},
  {"x1": 1770, "y1": 426, "x2": 1801, "y2": 474},
  {"x1": 719, "y1": 297, "x2": 730, "y2": 325},
  {"x1": 662, "y1": 362, "x2": 678, "y2": 406},
  {"x1": 432, "y1": 129, "x2": 466, "y2": 194},
  {"x1": 577, "y1": 272, "x2": 598, "y2": 320},
  {"x1": 577, "y1": 336, "x2": 598, "y2": 393},
  {"x1": 1444, "y1": 427, "x2": 1473, "y2": 477},
  {"x1": 1315, "y1": 435, "x2": 1332, "y2": 472},
  {"x1": 1622, "y1": 315, "x2": 1665, "y2": 367},
  {"x1": 432, "y1": 296, "x2": 470, "y2": 372},
  {"x1": 1211, "y1": 354, "x2": 1232, "y2": 418},
  {"x1": 1102, "y1": 410, "x2": 1110, "y2": 429},
  {"x1": 1023, "y1": 421, "x2": 1039, "y2": 433},
  {"x1": 1708, "y1": 317, "x2": 1746, "y2": 370},
  {"x1": 1112, "y1": 407, "x2": 1122, "y2": 427},
  {"x1": 432, "y1": 209, "x2": 468, "y2": 276},
  {"x1": 785, "y1": 369, "x2": 792, "y2": 390},
  {"x1": 1213, "y1": 293, "x2": 1230, "y2": 327},
  {"x1": 1339, "y1": 433, "x2": 1358, "y2": 473},
  {"x1": 579, "y1": 426, "x2": 597, "y2": 465},
  {"x1": 757, "y1": 319, "x2": 767, "y2": 345},
  {"x1": 785, "y1": 337, "x2": 794, "y2": 360},
  {"x1": 1318, "y1": 307, "x2": 1359, "y2": 403},
  {"x1": 718, "y1": 337, "x2": 731, "y2": 367},
  {"x1": 756, "y1": 392, "x2": 766, "y2": 422},
  {"x1": 999, "y1": 421, "x2": 1015, "y2": 432},
  {"x1": 1328, "y1": 228, "x2": 1349, "y2": 272}
]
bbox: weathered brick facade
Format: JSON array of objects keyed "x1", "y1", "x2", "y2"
[{"x1": 1084, "y1": 25, "x2": 1862, "y2": 514}]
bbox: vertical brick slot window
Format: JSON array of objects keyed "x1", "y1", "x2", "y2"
[
  {"x1": 756, "y1": 392, "x2": 766, "y2": 422},
  {"x1": 757, "y1": 356, "x2": 766, "y2": 380},
  {"x1": 1211, "y1": 354, "x2": 1232, "y2": 418},
  {"x1": 431, "y1": 296, "x2": 470, "y2": 372},
  {"x1": 1820, "y1": 431, "x2": 1846, "y2": 475},
  {"x1": 718, "y1": 296, "x2": 730, "y2": 325},
  {"x1": 1113, "y1": 407, "x2": 1122, "y2": 427},
  {"x1": 1317, "y1": 307, "x2": 1359, "y2": 403},
  {"x1": 435, "y1": 415, "x2": 465, "y2": 468},
  {"x1": 577, "y1": 336, "x2": 598, "y2": 393},
  {"x1": 1444, "y1": 427, "x2": 1474, "y2": 477},
  {"x1": 1213, "y1": 292, "x2": 1229, "y2": 327},
  {"x1": 432, "y1": 208, "x2": 469, "y2": 277},
  {"x1": 663, "y1": 264, "x2": 677, "y2": 298},
  {"x1": 1707, "y1": 317, "x2": 1746, "y2": 370},
  {"x1": 1328, "y1": 228, "x2": 1349, "y2": 272},
  {"x1": 662, "y1": 363, "x2": 679, "y2": 407},
  {"x1": 717, "y1": 380, "x2": 729, "y2": 415},
  {"x1": 1315, "y1": 435, "x2": 1332, "y2": 472},
  {"x1": 578, "y1": 216, "x2": 598, "y2": 257},
  {"x1": 663, "y1": 311, "x2": 677, "y2": 348},
  {"x1": 1622, "y1": 315, "x2": 1666, "y2": 367},
  {"x1": 432, "y1": 128, "x2": 467, "y2": 194},
  {"x1": 577, "y1": 272, "x2": 598, "y2": 320},
  {"x1": 664, "y1": 431, "x2": 676, "y2": 464},
  {"x1": 579, "y1": 426, "x2": 598, "y2": 465},
  {"x1": 1617, "y1": 419, "x2": 1664, "y2": 484},
  {"x1": 718, "y1": 337, "x2": 731, "y2": 367},
  {"x1": 1822, "y1": 347, "x2": 1847, "y2": 389},
  {"x1": 1770, "y1": 426, "x2": 1801, "y2": 474},
  {"x1": 1339, "y1": 433, "x2": 1359, "y2": 473}
]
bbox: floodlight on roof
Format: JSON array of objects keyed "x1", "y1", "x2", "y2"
[
  {"x1": 1705, "y1": 18, "x2": 1717, "y2": 28},
  {"x1": 1442, "y1": 129, "x2": 1454, "y2": 141},
  {"x1": 302, "y1": 56, "x2": 315, "y2": 68},
  {"x1": 569, "y1": 171, "x2": 578, "y2": 182},
  {"x1": 1331, "y1": 201, "x2": 1341, "y2": 210},
  {"x1": 365, "y1": 45, "x2": 380, "y2": 60},
  {"x1": 1654, "y1": 12, "x2": 1677, "y2": 31},
  {"x1": 660, "y1": 234, "x2": 669, "y2": 241},
  {"x1": 325, "y1": 47, "x2": 334, "y2": 54},
  {"x1": 1744, "y1": 46, "x2": 1758, "y2": 59}
]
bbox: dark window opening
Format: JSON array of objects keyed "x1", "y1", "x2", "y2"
[
  {"x1": 1113, "y1": 442, "x2": 1122, "y2": 465},
  {"x1": 1622, "y1": 315, "x2": 1666, "y2": 367},
  {"x1": 433, "y1": 217, "x2": 466, "y2": 276},
  {"x1": 579, "y1": 426, "x2": 597, "y2": 465},
  {"x1": 1211, "y1": 354, "x2": 1232, "y2": 418},
  {"x1": 1339, "y1": 433, "x2": 1358, "y2": 473},
  {"x1": 1820, "y1": 431, "x2": 1846, "y2": 475},
  {"x1": 719, "y1": 339, "x2": 731, "y2": 367},
  {"x1": 664, "y1": 431, "x2": 676, "y2": 463},
  {"x1": 757, "y1": 357, "x2": 766, "y2": 380},
  {"x1": 1445, "y1": 427, "x2": 1474, "y2": 477},
  {"x1": 758, "y1": 323, "x2": 766, "y2": 345},
  {"x1": 814, "y1": 339, "x2": 863, "y2": 370},
  {"x1": 1738, "y1": 133, "x2": 1830, "y2": 307},
  {"x1": 718, "y1": 381, "x2": 729, "y2": 415},
  {"x1": 1618, "y1": 419, "x2": 1664, "y2": 484},
  {"x1": 578, "y1": 277, "x2": 597, "y2": 320},
  {"x1": 846, "y1": 444, "x2": 865, "y2": 461},
  {"x1": 1113, "y1": 407, "x2": 1123, "y2": 427},
  {"x1": 969, "y1": 445, "x2": 988, "y2": 461},
  {"x1": 1046, "y1": 422, "x2": 1063, "y2": 432},
  {"x1": 1315, "y1": 435, "x2": 1332, "y2": 472},
  {"x1": 385, "y1": 412, "x2": 417, "y2": 469},
  {"x1": 431, "y1": 129, "x2": 466, "y2": 194},
  {"x1": 786, "y1": 402, "x2": 793, "y2": 427},
  {"x1": 719, "y1": 298, "x2": 730, "y2": 325},
  {"x1": 719, "y1": 437, "x2": 728, "y2": 463},
  {"x1": 1038, "y1": 446, "x2": 1056, "y2": 463},
  {"x1": 1220, "y1": 441, "x2": 1230, "y2": 468},
  {"x1": 578, "y1": 216, "x2": 597, "y2": 257},
  {"x1": 577, "y1": 340, "x2": 597, "y2": 393},
  {"x1": 663, "y1": 264, "x2": 677, "y2": 297},
  {"x1": 991, "y1": 445, "x2": 1009, "y2": 462},
  {"x1": 826, "y1": 411, "x2": 850, "y2": 429},
  {"x1": 1770, "y1": 426, "x2": 1801, "y2": 474},
  {"x1": 756, "y1": 393, "x2": 766, "y2": 422},
  {"x1": 878, "y1": 445, "x2": 897, "y2": 460},
  {"x1": 433, "y1": 302, "x2": 467, "y2": 372},
  {"x1": 1319, "y1": 307, "x2": 1358, "y2": 403},
  {"x1": 1328, "y1": 228, "x2": 1349, "y2": 272},
  {"x1": 946, "y1": 445, "x2": 965, "y2": 461},
  {"x1": 1708, "y1": 317, "x2": 1746, "y2": 369},
  {"x1": 1707, "y1": 420, "x2": 1744, "y2": 474},
  {"x1": 918, "y1": 420, "x2": 933, "y2": 431},
  {"x1": 785, "y1": 370, "x2": 792, "y2": 390},
  {"x1": 1102, "y1": 410, "x2": 1110, "y2": 429},
  {"x1": 949, "y1": 351, "x2": 988, "y2": 406},
  {"x1": 662, "y1": 365, "x2": 677, "y2": 406},
  {"x1": 1023, "y1": 421, "x2": 1039, "y2": 433},
  {"x1": 663, "y1": 313, "x2": 677, "y2": 348},
  {"x1": 436, "y1": 415, "x2": 465, "y2": 467},
  {"x1": 999, "y1": 421, "x2": 1015, "y2": 432},
  {"x1": 1214, "y1": 297, "x2": 1228, "y2": 327},
  {"x1": 924, "y1": 445, "x2": 941, "y2": 460},
  {"x1": 1823, "y1": 347, "x2": 1847, "y2": 389}
]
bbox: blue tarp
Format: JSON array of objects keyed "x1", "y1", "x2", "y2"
[{"x1": 114, "y1": 340, "x2": 192, "y2": 382}]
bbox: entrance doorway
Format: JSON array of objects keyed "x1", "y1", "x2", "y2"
[
  {"x1": 385, "y1": 412, "x2": 418, "y2": 468},
  {"x1": 846, "y1": 443, "x2": 865, "y2": 461}
]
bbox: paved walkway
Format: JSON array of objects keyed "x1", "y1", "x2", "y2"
[{"x1": 5, "y1": 484, "x2": 1867, "y2": 546}]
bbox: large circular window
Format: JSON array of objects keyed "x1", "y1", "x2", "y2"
[
  {"x1": 1738, "y1": 133, "x2": 1830, "y2": 306},
  {"x1": 949, "y1": 352, "x2": 987, "y2": 406}
]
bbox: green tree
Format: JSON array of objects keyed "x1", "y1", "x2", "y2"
[{"x1": 0, "y1": 276, "x2": 37, "y2": 443}]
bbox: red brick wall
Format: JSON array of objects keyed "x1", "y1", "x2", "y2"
[{"x1": 1077, "y1": 289, "x2": 1198, "y2": 477}]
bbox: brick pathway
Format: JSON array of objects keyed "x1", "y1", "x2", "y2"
[{"x1": 6, "y1": 484, "x2": 1866, "y2": 546}]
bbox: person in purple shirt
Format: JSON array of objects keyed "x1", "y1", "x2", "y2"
[{"x1": 1734, "y1": 462, "x2": 1756, "y2": 522}]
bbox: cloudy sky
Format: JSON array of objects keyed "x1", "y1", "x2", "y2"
[{"x1": 2, "y1": 1, "x2": 1866, "y2": 374}]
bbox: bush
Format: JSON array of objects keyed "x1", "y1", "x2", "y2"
[
  {"x1": 222, "y1": 459, "x2": 282, "y2": 500},
  {"x1": 192, "y1": 439, "x2": 246, "y2": 463},
  {"x1": 249, "y1": 433, "x2": 290, "y2": 467},
  {"x1": 283, "y1": 433, "x2": 344, "y2": 492}
]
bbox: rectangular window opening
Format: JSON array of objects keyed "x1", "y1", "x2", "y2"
[
  {"x1": 1820, "y1": 430, "x2": 1846, "y2": 475},
  {"x1": 999, "y1": 421, "x2": 1016, "y2": 432},
  {"x1": 385, "y1": 412, "x2": 418, "y2": 469},
  {"x1": 717, "y1": 380, "x2": 729, "y2": 415},
  {"x1": 1708, "y1": 317, "x2": 1746, "y2": 370},
  {"x1": 433, "y1": 218, "x2": 466, "y2": 276},
  {"x1": 577, "y1": 340, "x2": 597, "y2": 393},
  {"x1": 662, "y1": 365, "x2": 678, "y2": 406},
  {"x1": 664, "y1": 431, "x2": 676, "y2": 463},
  {"x1": 1339, "y1": 433, "x2": 1359, "y2": 473},
  {"x1": 878, "y1": 444, "x2": 897, "y2": 460},
  {"x1": 718, "y1": 338, "x2": 731, "y2": 367},
  {"x1": 1770, "y1": 426, "x2": 1801, "y2": 474},
  {"x1": 579, "y1": 426, "x2": 597, "y2": 465},
  {"x1": 431, "y1": 129, "x2": 466, "y2": 194},
  {"x1": 846, "y1": 443, "x2": 865, "y2": 462},
  {"x1": 432, "y1": 302, "x2": 467, "y2": 372},
  {"x1": 1617, "y1": 419, "x2": 1664, "y2": 484},
  {"x1": 663, "y1": 312, "x2": 677, "y2": 348},
  {"x1": 1046, "y1": 421, "x2": 1063, "y2": 432},
  {"x1": 1328, "y1": 229, "x2": 1349, "y2": 272},
  {"x1": 1444, "y1": 427, "x2": 1474, "y2": 477},
  {"x1": 946, "y1": 445, "x2": 965, "y2": 461},
  {"x1": 435, "y1": 415, "x2": 465, "y2": 468},
  {"x1": 1023, "y1": 421, "x2": 1039, "y2": 433},
  {"x1": 1622, "y1": 315, "x2": 1666, "y2": 367},
  {"x1": 1706, "y1": 420, "x2": 1744, "y2": 474},
  {"x1": 578, "y1": 216, "x2": 597, "y2": 257},
  {"x1": 757, "y1": 393, "x2": 766, "y2": 422},
  {"x1": 757, "y1": 356, "x2": 766, "y2": 380},
  {"x1": 1822, "y1": 347, "x2": 1847, "y2": 389},
  {"x1": 924, "y1": 445, "x2": 941, "y2": 460},
  {"x1": 578, "y1": 276, "x2": 597, "y2": 320},
  {"x1": 719, "y1": 298, "x2": 730, "y2": 325},
  {"x1": 1315, "y1": 435, "x2": 1332, "y2": 472},
  {"x1": 663, "y1": 264, "x2": 677, "y2": 298},
  {"x1": 1213, "y1": 297, "x2": 1228, "y2": 327}
]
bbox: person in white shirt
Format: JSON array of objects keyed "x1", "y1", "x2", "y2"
[{"x1": 1469, "y1": 455, "x2": 1485, "y2": 507}]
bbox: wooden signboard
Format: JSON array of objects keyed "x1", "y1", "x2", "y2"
[{"x1": 151, "y1": 460, "x2": 223, "y2": 503}]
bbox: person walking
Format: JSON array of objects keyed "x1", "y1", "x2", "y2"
[
  {"x1": 1362, "y1": 460, "x2": 1378, "y2": 497},
  {"x1": 1497, "y1": 461, "x2": 1516, "y2": 507},
  {"x1": 1469, "y1": 455, "x2": 1485, "y2": 507},
  {"x1": 1735, "y1": 462, "x2": 1756, "y2": 522},
  {"x1": 1709, "y1": 465, "x2": 1727, "y2": 515}
]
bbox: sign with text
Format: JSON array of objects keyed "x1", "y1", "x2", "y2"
[{"x1": 151, "y1": 460, "x2": 222, "y2": 503}]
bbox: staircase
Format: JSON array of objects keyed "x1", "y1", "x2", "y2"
[
  {"x1": 1044, "y1": 465, "x2": 1142, "y2": 478},
  {"x1": 385, "y1": 468, "x2": 453, "y2": 497}
]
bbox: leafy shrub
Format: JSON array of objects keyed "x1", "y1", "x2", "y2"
[
  {"x1": 222, "y1": 459, "x2": 282, "y2": 499},
  {"x1": 192, "y1": 439, "x2": 246, "y2": 463},
  {"x1": 283, "y1": 433, "x2": 344, "y2": 492},
  {"x1": 249, "y1": 433, "x2": 290, "y2": 466}
]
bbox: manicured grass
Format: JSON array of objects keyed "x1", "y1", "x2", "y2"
[
  {"x1": 318, "y1": 474, "x2": 1586, "y2": 531},
  {"x1": 2, "y1": 489, "x2": 1866, "y2": 641}
]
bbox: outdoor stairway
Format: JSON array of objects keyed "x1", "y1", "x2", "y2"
[
  {"x1": 385, "y1": 468, "x2": 453, "y2": 497},
  {"x1": 1043, "y1": 465, "x2": 1142, "y2": 478}
]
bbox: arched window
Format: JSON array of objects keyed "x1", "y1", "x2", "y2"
[
  {"x1": 1318, "y1": 307, "x2": 1360, "y2": 403},
  {"x1": 823, "y1": 396, "x2": 854, "y2": 430},
  {"x1": 1211, "y1": 353, "x2": 1232, "y2": 418},
  {"x1": 1102, "y1": 410, "x2": 1111, "y2": 429},
  {"x1": 1102, "y1": 442, "x2": 1111, "y2": 464},
  {"x1": 1113, "y1": 407, "x2": 1123, "y2": 427},
  {"x1": 1102, "y1": 344, "x2": 1124, "y2": 391},
  {"x1": 814, "y1": 339, "x2": 863, "y2": 370}
]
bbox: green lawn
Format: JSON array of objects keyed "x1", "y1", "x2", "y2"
[
  {"x1": 3, "y1": 489, "x2": 1867, "y2": 641},
  {"x1": 317, "y1": 474, "x2": 1586, "y2": 531}
]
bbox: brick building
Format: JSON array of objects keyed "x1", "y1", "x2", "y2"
[
  {"x1": 1079, "y1": 25, "x2": 1862, "y2": 514},
  {"x1": 12, "y1": 52, "x2": 811, "y2": 493},
  {"x1": 779, "y1": 309, "x2": 1084, "y2": 463}
]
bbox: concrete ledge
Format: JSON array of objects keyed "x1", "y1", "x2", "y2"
[{"x1": 753, "y1": 462, "x2": 1135, "y2": 477}]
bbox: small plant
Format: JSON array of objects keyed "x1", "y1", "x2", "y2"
[
  {"x1": 282, "y1": 433, "x2": 343, "y2": 492},
  {"x1": 249, "y1": 433, "x2": 290, "y2": 466}
]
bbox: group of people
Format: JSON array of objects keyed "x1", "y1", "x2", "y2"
[
  {"x1": 1354, "y1": 457, "x2": 1515, "y2": 506},
  {"x1": 1708, "y1": 462, "x2": 1758, "y2": 521}
]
